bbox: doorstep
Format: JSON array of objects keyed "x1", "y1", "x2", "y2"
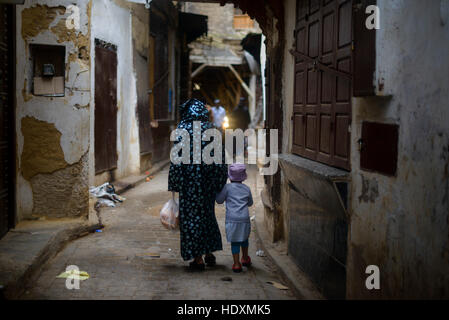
[{"x1": 0, "y1": 218, "x2": 101, "y2": 299}]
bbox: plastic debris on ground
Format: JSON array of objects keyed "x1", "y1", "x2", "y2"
[
  {"x1": 256, "y1": 250, "x2": 266, "y2": 257},
  {"x1": 96, "y1": 198, "x2": 116, "y2": 208},
  {"x1": 266, "y1": 281, "x2": 289, "y2": 290},
  {"x1": 95, "y1": 229, "x2": 103, "y2": 233},
  {"x1": 250, "y1": 215, "x2": 256, "y2": 221},
  {"x1": 90, "y1": 182, "x2": 125, "y2": 209},
  {"x1": 57, "y1": 270, "x2": 90, "y2": 281}
]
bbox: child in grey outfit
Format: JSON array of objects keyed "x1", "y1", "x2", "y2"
[{"x1": 216, "y1": 164, "x2": 253, "y2": 273}]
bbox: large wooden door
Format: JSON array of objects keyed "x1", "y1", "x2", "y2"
[
  {"x1": 95, "y1": 40, "x2": 118, "y2": 174},
  {"x1": 0, "y1": 4, "x2": 15, "y2": 238},
  {"x1": 292, "y1": 0, "x2": 352, "y2": 171}
]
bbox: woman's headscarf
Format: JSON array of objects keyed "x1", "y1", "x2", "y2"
[{"x1": 179, "y1": 99, "x2": 209, "y2": 123}]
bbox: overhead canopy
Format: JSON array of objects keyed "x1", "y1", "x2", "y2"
[{"x1": 179, "y1": 12, "x2": 208, "y2": 44}]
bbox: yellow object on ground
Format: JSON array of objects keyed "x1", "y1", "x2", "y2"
[
  {"x1": 266, "y1": 281, "x2": 289, "y2": 290},
  {"x1": 57, "y1": 269, "x2": 90, "y2": 281}
]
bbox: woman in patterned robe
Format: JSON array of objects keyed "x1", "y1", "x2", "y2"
[{"x1": 168, "y1": 99, "x2": 228, "y2": 270}]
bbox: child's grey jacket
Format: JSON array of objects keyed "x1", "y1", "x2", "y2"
[{"x1": 216, "y1": 182, "x2": 253, "y2": 242}]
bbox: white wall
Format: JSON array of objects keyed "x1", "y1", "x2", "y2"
[{"x1": 90, "y1": 0, "x2": 140, "y2": 186}]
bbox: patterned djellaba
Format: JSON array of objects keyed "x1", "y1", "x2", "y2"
[{"x1": 168, "y1": 99, "x2": 228, "y2": 261}]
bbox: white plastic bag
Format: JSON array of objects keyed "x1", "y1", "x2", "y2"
[{"x1": 160, "y1": 192, "x2": 179, "y2": 230}]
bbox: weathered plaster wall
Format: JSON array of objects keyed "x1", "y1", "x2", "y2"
[
  {"x1": 16, "y1": 0, "x2": 91, "y2": 220},
  {"x1": 278, "y1": 0, "x2": 449, "y2": 299},
  {"x1": 132, "y1": 5, "x2": 153, "y2": 172},
  {"x1": 280, "y1": 0, "x2": 296, "y2": 244},
  {"x1": 257, "y1": 0, "x2": 285, "y2": 244},
  {"x1": 262, "y1": 0, "x2": 295, "y2": 245},
  {"x1": 90, "y1": 0, "x2": 140, "y2": 186},
  {"x1": 347, "y1": 0, "x2": 449, "y2": 299}
]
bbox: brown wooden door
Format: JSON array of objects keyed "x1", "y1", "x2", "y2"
[
  {"x1": 292, "y1": 0, "x2": 352, "y2": 171},
  {"x1": 0, "y1": 4, "x2": 14, "y2": 238},
  {"x1": 95, "y1": 40, "x2": 118, "y2": 174}
]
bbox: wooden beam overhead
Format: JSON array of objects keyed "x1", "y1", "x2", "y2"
[
  {"x1": 191, "y1": 63, "x2": 208, "y2": 78},
  {"x1": 227, "y1": 64, "x2": 254, "y2": 99}
]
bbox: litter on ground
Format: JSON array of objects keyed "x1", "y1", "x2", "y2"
[
  {"x1": 57, "y1": 270, "x2": 90, "y2": 281},
  {"x1": 266, "y1": 281, "x2": 289, "y2": 290},
  {"x1": 89, "y1": 182, "x2": 125, "y2": 208},
  {"x1": 256, "y1": 250, "x2": 265, "y2": 257}
]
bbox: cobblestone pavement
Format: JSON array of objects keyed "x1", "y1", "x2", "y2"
[{"x1": 21, "y1": 166, "x2": 297, "y2": 300}]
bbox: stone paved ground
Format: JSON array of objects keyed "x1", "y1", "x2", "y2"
[{"x1": 21, "y1": 166, "x2": 297, "y2": 300}]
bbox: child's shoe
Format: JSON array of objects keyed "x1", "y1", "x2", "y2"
[
  {"x1": 232, "y1": 262, "x2": 242, "y2": 273},
  {"x1": 241, "y1": 256, "x2": 252, "y2": 267}
]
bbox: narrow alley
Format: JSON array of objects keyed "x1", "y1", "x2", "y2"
[
  {"x1": 20, "y1": 166, "x2": 296, "y2": 300},
  {"x1": 1, "y1": 0, "x2": 449, "y2": 303}
]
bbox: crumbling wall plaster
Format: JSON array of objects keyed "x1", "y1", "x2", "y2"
[
  {"x1": 16, "y1": 0, "x2": 92, "y2": 221},
  {"x1": 21, "y1": 4, "x2": 65, "y2": 41},
  {"x1": 20, "y1": 116, "x2": 68, "y2": 180},
  {"x1": 31, "y1": 152, "x2": 89, "y2": 218}
]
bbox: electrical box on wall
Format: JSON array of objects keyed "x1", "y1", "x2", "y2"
[
  {"x1": 30, "y1": 44, "x2": 65, "y2": 97},
  {"x1": 360, "y1": 122, "x2": 399, "y2": 176}
]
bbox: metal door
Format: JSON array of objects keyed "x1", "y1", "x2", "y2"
[
  {"x1": 95, "y1": 40, "x2": 118, "y2": 174},
  {"x1": 292, "y1": 0, "x2": 352, "y2": 171},
  {"x1": 0, "y1": 4, "x2": 15, "y2": 238}
]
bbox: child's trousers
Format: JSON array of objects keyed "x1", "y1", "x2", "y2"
[{"x1": 231, "y1": 239, "x2": 249, "y2": 254}]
